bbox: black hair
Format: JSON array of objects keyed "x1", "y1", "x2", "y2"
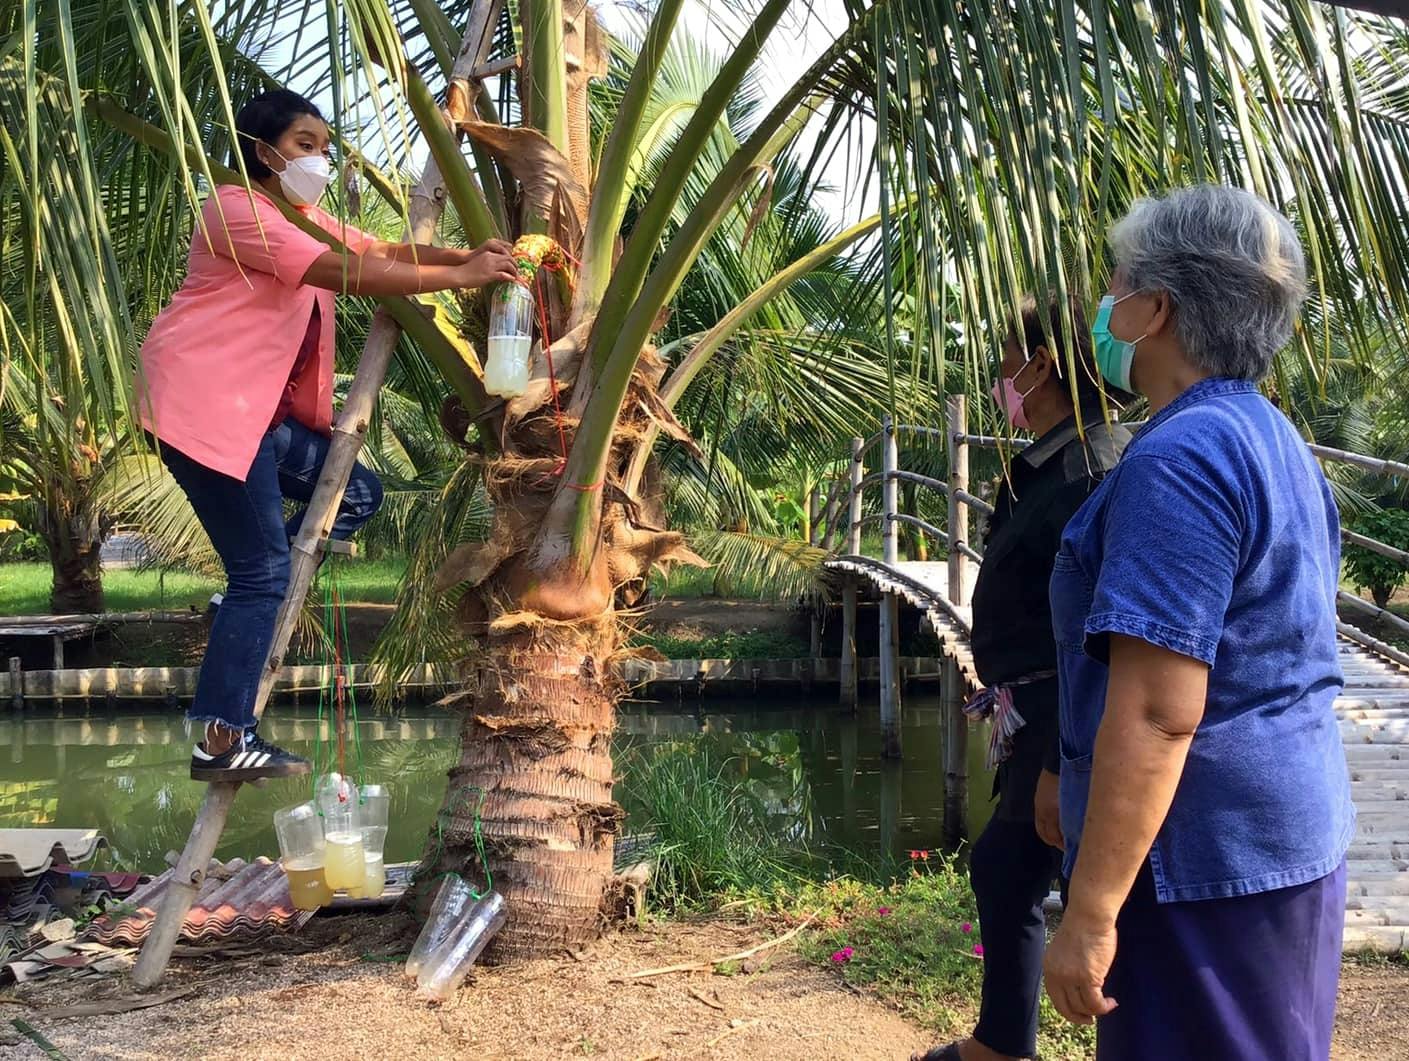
[
  {"x1": 1006, "y1": 292, "x2": 1135, "y2": 410},
  {"x1": 233, "y1": 90, "x2": 326, "y2": 180}
]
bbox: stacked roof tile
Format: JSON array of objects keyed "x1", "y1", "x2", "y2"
[
  {"x1": 0, "y1": 829, "x2": 106, "y2": 879},
  {"x1": 86, "y1": 857, "x2": 314, "y2": 946}
]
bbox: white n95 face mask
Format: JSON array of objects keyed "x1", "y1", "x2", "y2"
[{"x1": 275, "y1": 154, "x2": 332, "y2": 206}]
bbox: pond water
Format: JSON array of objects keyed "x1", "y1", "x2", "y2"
[{"x1": 0, "y1": 693, "x2": 993, "y2": 874}]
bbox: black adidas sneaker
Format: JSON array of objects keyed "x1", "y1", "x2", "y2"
[{"x1": 190, "y1": 730, "x2": 311, "y2": 782}]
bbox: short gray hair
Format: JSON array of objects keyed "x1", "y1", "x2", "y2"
[{"x1": 1109, "y1": 185, "x2": 1307, "y2": 381}]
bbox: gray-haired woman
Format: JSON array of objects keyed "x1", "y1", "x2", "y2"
[{"x1": 1043, "y1": 185, "x2": 1354, "y2": 1059}]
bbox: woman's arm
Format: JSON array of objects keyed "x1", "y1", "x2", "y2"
[
  {"x1": 300, "y1": 240, "x2": 519, "y2": 297},
  {"x1": 1043, "y1": 634, "x2": 1208, "y2": 1023},
  {"x1": 365, "y1": 242, "x2": 474, "y2": 266}
]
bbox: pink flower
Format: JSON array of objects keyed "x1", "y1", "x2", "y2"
[
  {"x1": 830, "y1": 946, "x2": 855, "y2": 964},
  {"x1": 973, "y1": 944, "x2": 985, "y2": 957},
  {"x1": 877, "y1": 907, "x2": 892, "y2": 917},
  {"x1": 960, "y1": 922, "x2": 972, "y2": 934}
]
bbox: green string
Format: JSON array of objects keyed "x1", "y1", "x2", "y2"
[
  {"x1": 312, "y1": 553, "x2": 362, "y2": 808},
  {"x1": 333, "y1": 559, "x2": 366, "y2": 795},
  {"x1": 315, "y1": 556, "x2": 491, "y2": 898},
  {"x1": 422, "y1": 784, "x2": 493, "y2": 900}
]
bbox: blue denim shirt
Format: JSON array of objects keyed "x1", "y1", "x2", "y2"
[{"x1": 1050, "y1": 378, "x2": 1355, "y2": 903}]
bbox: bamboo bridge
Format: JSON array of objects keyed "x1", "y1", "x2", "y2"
[{"x1": 815, "y1": 397, "x2": 1409, "y2": 954}]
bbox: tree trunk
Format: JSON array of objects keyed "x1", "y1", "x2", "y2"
[
  {"x1": 427, "y1": 613, "x2": 620, "y2": 960},
  {"x1": 40, "y1": 492, "x2": 105, "y2": 615}
]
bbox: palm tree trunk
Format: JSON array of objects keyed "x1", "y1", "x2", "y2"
[
  {"x1": 429, "y1": 612, "x2": 620, "y2": 960},
  {"x1": 40, "y1": 490, "x2": 105, "y2": 614}
]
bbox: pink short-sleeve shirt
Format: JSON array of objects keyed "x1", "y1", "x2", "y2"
[{"x1": 138, "y1": 184, "x2": 376, "y2": 480}]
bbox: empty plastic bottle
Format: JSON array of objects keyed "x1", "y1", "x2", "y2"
[
  {"x1": 404, "y1": 875, "x2": 477, "y2": 981},
  {"x1": 415, "y1": 891, "x2": 508, "y2": 1001}
]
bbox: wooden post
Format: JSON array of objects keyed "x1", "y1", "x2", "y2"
[
  {"x1": 8, "y1": 657, "x2": 20, "y2": 711},
  {"x1": 943, "y1": 396, "x2": 970, "y2": 839},
  {"x1": 840, "y1": 437, "x2": 863, "y2": 710},
  {"x1": 941, "y1": 655, "x2": 968, "y2": 845},
  {"x1": 51, "y1": 635, "x2": 64, "y2": 670},
  {"x1": 131, "y1": 17, "x2": 493, "y2": 989},
  {"x1": 947, "y1": 395, "x2": 969, "y2": 606},
  {"x1": 879, "y1": 418, "x2": 901, "y2": 759},
  {"x1": 819, "y1": 477, "x2": 843, "y2": 554}
]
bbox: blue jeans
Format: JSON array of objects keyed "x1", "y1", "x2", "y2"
[{"x1": 160, "y1": 420, "x2": 383, "y2": 730}]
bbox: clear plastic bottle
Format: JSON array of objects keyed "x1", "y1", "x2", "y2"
[
  {"x1": 484, "y1": 282, "x2": 534, "y2": 398},
  {"x1": 415, "y1": 891, "x2": 508, "y2": 1001},
  {"x1": 320, "y1": 790, "x2": 364, "y2": 892},
  {"x1": 359, "y1": 785, "x2": 391, "y2": 899},
  {"x1": 404, "y1": 875, "x2": 476, "y2": 981},
  {"x1": 274, "y1": 802, "x2": 333, "y2": 911}
]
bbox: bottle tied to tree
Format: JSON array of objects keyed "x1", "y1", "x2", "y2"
[{"x1": 484, "y1": 281, "x2": 534, "y2": 399}]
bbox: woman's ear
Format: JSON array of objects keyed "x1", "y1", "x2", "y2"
[
  {"x1": 1144, "y1": 290, "x2": 1173, "y2": 339},
  {"x1": 1031, "y1": 344, "x2": 1056, "y2": 387},
  {"x1": 255, "y1": 141, "x2": 282, "y2": 173}
]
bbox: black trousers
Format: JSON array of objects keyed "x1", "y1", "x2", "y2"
[
  {"x1": 970, "y1": 816, "x2": 1062, "y2": 1057},
  {"x1": 970, "y1": 684, "x2": 1063, "y2": 1058}
]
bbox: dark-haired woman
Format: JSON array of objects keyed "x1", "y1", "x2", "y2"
[
  {"x1": 139, "y1": 90, "x2": 519, "y2": 783},
  {"x1": 914, "y1": 296, "x2": 1130, "y2": 1061}
]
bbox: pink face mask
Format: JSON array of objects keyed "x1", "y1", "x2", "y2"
[{"x1": 991, "y1": 369, "x2": 1037, "y2": 431}]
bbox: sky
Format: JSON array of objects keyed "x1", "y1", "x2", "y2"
[
  {"x1": 267, "y1": 0, "x2": 877, "y2": 227},
  {"x1": 592, "y1": 0, "x2": 878, "y2": 222}
]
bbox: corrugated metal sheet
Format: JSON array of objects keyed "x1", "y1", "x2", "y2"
[
  {"x1": 86, "y1": 857, "x2": 314, "y2": 946},
  {"x1": 0, "y1": 829, "x2": 106, "y2": 879}
]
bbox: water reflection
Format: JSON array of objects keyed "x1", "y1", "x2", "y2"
[{"x1": 0, "y1": 694, "x2": 993, "y2": 873}]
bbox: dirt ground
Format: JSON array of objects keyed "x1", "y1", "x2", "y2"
[
  {"x1": 1333, "y1": 962, "x2": 1409, "y2": 1060},
  {"x1": 5, "y1": 915, "x2": 1407, "y2": 1061},
  {"x1": 5, "y1": 916, "x2": 925, "y2": 1061}
]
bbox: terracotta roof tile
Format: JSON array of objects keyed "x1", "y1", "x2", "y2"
[{"x1": 85, "y1": 857, "x2": 313, "y2": 946}]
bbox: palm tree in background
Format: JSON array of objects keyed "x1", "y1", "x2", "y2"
[{"x1": 6, "y1": 0, "x2": 1409, "y2": 958}]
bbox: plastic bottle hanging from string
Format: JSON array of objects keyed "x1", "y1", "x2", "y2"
[{"x1": 483, "y1": 235, "x2": 571, "y2": 399}]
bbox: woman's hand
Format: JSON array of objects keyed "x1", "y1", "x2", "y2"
[
  {"x1": 455, "y1": 239, "x2": 520, "y2": 289},
  {"x1": 1034, "y1": 768, "x2": 1064, "y2": 850},
  {"x1": 1043, "y1": 912, "x2": 1119, "y2": 1024}
]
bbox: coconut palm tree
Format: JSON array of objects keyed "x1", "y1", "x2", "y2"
[{"x1": 8, "y1": 0, "x2": 1409, "y2": 959}]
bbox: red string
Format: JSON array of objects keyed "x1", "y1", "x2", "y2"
[
  {"x1": 529, "y1": 270, "x2": 603, "y2": 493},
  {"x1": 332, "y1": 579, "x2": 346, "y2": 782}
]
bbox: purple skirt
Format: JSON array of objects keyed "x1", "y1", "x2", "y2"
[{"x1": 1097, "y1": 859, "x2": 1346, "y2": 1061}]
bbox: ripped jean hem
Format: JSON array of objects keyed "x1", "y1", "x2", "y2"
[{"x1": 184, "y1": 711, "x2": 257, "y2": 732}]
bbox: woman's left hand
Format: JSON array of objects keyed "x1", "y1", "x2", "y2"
[{"x1": 1043, "y1": 913, "x2": 1119, "y2": 1024}]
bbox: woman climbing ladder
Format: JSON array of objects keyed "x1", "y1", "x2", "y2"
[{"x1": 138, "y1": 89, "x2": 519, "y2": 783}]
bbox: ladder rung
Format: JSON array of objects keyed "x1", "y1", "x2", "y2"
[
  {"x1": 471, "y1": 55, "x2": 520, "y2": 79},
  {"x1": 320, "y1": 539, "x2": 358, "y2": 558}
]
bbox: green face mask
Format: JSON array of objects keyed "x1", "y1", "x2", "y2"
[{"x1": 1092, "y1": 293, "x2": 1144, "y2": 392}]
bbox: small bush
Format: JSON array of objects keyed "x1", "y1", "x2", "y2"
[
  {"x1": 617, "y1": 744, "x2": 805, "y2": 912},
  {"x1": 1345, "y1": 509, "x2": 1409, "y2": 608}
]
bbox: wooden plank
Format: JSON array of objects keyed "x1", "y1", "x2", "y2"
[
  {"x1": 0, "y1": 622, "x2": 98, "y2": 638},
  {"x1": 0, "y1": 611, "x2": 203, "y2": 626}
]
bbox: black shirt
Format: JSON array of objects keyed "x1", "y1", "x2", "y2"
[
  {"x1": 969, "y1": 411, "x2": 1129, "y2": 805},
  {"x1": 970, "y1": 411, "x2": 1130, "y2": 687}
]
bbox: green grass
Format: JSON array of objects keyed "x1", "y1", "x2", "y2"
[
  {"x1": 0, "y1": 558, "x2": 408, "y2": 615},
  {"x1": 631, "y1": 628, "x2": 810, "y2": 659},
  {"x1": 745, "y1": 865, "x2": 1096, "y2": 1061},
  {"x1": 0, "y1": 563, "x2": 221, "y2": 614},
  {"x1": 617, "y1": 743, "x2": 806, "y2": 911}
]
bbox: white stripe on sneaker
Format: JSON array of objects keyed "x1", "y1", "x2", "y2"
[
  {"x1": 254, "y1": 752, "x2": 270, "y2": 767},
  {"x1": 192, "y1": 745, "x2": 214, "y2": 762},
  {"x1": 231, "y1": 751, "x2": 250, "y2": 768}
]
